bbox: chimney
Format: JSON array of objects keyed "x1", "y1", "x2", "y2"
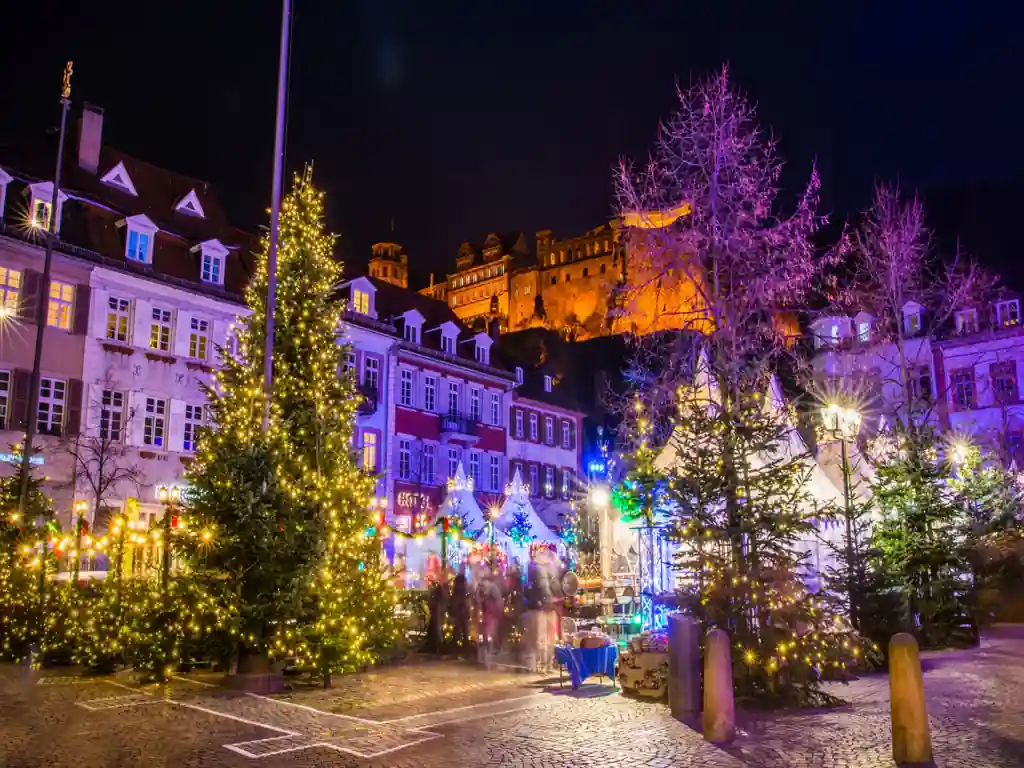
[
  {"x1": 429, "y1": 272, "x2": 434, "y2": 288},
  {"x1": 488, "y1": 317, "x2": 501, "y2": 343},
  {"x1": 77, "y1": 103, "x2": 104, "y2": 173}
]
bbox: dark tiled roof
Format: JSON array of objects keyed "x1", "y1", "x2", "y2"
[{"x1": 0, "y1": 135, "x2": 256, "y2": 300}]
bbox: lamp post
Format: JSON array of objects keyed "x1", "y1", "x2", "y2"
[
  {"x1": 822, "y1": 402, "x2": 862, "y2": 628},
  {"x1": 156, "y1": 486, "x2": 181, "y2": 594},
  {"x1": 70, "y1": 499, "x2": 88, "y2": 584}
]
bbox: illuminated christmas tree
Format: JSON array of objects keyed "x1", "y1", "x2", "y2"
[{"x1": 184, "y1": 169, "x2": 396, "y2": 682}]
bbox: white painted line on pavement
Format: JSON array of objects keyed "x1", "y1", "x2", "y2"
[
  {"x1": 354, "y1": 732, "x2": 444, "y2": 759},
  {"x1": 246, "y1": 692, "x2": 397, "y2": 727},
  {"x1": 167, "y1": 699, "x2": 298, "y2": 736},
  {"x1": 172, "y1": 674, "x2": 218, "y2": 688},
  {"x1": 379, "y1": 693, "x2": 547, "y2": 724}
]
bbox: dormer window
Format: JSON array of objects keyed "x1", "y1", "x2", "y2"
[
  {"x1": 442, "y1": 333, "x2": 456, "y2": 355},
  {"x1": 121, "y1": 214, "x2": 158, "y2": 265},
  {"x1": 472, "y1": 332, "x2": 493, "y2": 365},
  {"x1": 955, "y1": 308, "x2": 979, "y2": 334},
  {"x1": 100, "y1": 161, "x2": 138, "y2": 196},
  {"x1": 515, "y1": 366, "x2": 524, "y2": 385},
  {"x1": 475, "y1": 342, "x2": 489, "y2": 364},
  {"x1": 830, "y1": 324, "x2": 839, "y2": 345},
  {"x1": 353, "y1": 289, "x2": 370, "y2": 314},
  {"x1": 193, "y1": 239, "x2": 228, "y2": 286},
  {"x1": 401, "y1": 309, "x2": 424, "y2": 344},
  {"x1": 544, "y1": 375, "x2": 552, "y2": 393},
  {"x1": 27, "y1": 182, "x2": 68, "y2": 234},
  {"x1": 175, "y1": 189, "x2": 206, "y2": 218},
  {"x1": 857, "y1": 322, "x2": 870, "y2": 343},
  {"x1": 905, "y1": 311, "x2": 922, "y2": 335},
  {"x1": 404, "y1": 323, "x2": 419, "y2": 343},
  {"x1": 996, "y1": 300, "x2": 1021, "y2": 328},
  {"x1": 0, "y1": 168, "x2": 11, "y2": 218}
]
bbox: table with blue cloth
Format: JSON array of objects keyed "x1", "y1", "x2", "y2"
[{"x1": 554, "y1": 644, "x2": 618, "y2": 690}]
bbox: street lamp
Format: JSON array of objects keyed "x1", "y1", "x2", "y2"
[
  {"x1": 821, "y1": 401, "x2": 862, "y2": 628},
  {"x1": 589, "y1": 486, "x2": 610, "y2": 509}
]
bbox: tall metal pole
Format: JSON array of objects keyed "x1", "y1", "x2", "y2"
[
  {"x1": 840, "y1": 434, "x2": 856, "y2": 629},
  {"x1": 21, "y1": 64, "x2": 73, "y2": 611},
  {"x1": 262, "y1": 0, "x2": 291, "y2": 431}
]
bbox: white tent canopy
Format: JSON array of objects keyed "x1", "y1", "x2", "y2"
[
  {"x1": 493, "y1": 468, "x2": 564, "y2": 551},
  {"x1": 439, "y1": 462, "x2": 487, "y2": 535}
]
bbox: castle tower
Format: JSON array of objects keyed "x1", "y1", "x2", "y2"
[{"x1": 368, "y1": 241, "x2": 409, "y2": 289}]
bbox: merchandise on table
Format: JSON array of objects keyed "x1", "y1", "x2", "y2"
[{"x1": 618, "y1": 631, "x2": 669, "y2": 698}]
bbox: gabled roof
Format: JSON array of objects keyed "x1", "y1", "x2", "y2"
[
  {"x1": 175, "y1": 189, "x2": 206, "y2": 218},
  {"x1": 100, "y1": 160, "x2": 137, "y2": 196}
]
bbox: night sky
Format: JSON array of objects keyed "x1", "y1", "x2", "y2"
[{"x1": 3, "y1": 1, "x2": 1023, "y2": 288}]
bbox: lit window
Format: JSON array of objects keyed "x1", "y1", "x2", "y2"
[
  {"x1": 31, "y1": 199, "x2": 52, "y2": 230},
  {"x1": 545, "y1": 416, "x2": 554, "y2": 444},
  {"x1": 47, "y1": 281, "x2": 74, "y2": 330},
  {"x1": 448, "y1": 447, "x2": 459, "y2": 480},
  {"x1": 150, "y1": 307, "x2": 173, "y2": 352},
  {"x1": 448, "y1": 381, "x2": 460, "y2": 415},
  {"x1": 992, "y1": 361, "x2": 1018, "y2": 404},
  {"x1": 352, "y1": 289, "x2": 370, "y2": 314},
  {"x1": 489, "y1": 454, "x2": 500, "y2": 491},
  {"x1": 545, "y1": 466, "x2": 554, "y2": 498},
  {"x1": 544, "y1": 375, "x2": 552, "y2": 392},
  {"x1": 342, "y1": 350, "x2": 356, "y2": 377},
  {"x1": 37, "y1": 378, "x2": 66, "y2": 436},
  {"x1": 421, "y1": 443, "x2": 436, "y2": 484},
  {"x1": 189, "y1": 317, "x2": 210, "y2": 359},
  {"x1": 515, "y1": 409, "x2": 523, "y2": 438},
  {"x1": 399, "y1": 438, "x2": 411, "y2": 480},
  {"x1": 201, "y1": 251, "x2": 223, "y2": 284},
  {"x1": 362, "y1": 431, "x2": 377, "y2": 472},
  {"x1": 400, "y1": 369, "x2": 413, "y2": 407},
  {"x1": 183, "y1": 404, "x2": 205, "y2": 451},
  {"x1": 100, "y1": 390, "x2": 124, "y2": 443},
  {"x1": 363, "y1": 356, "x2": 379, "y2": 391},
  {"x1": 905, "y1": 311, "x2": 922, "y2": 335},
  {"x1": 956, "y1": 309, "x2": 979, "y2": 334},
  {"x1": 996, "y1": 300, "x2": 1021, "y2": 328},
  {"x1": 0, "y1": 268, "x2": 21, "y2": 316},
  {"x1": 562, "y1": 420, "x2": 570, "y2": 449},
  {"x1": 143, "y1": 397, "x2": 167, "y2": 447},
  {"x1": 126, "y1": 230, "x2": 151, "y2": 263},
  {"x1": 858, "y1": 322, "x2": 870, "y2": 343},
  {"x1": 106, "y1": 296, "x2": 131, "y2": 342},
  {"x1": 424, "y1": 375, "x2": 437, "y2": 412},
  {"x1": 515, "y1": 366, "x2": 523, "y2": 385},
  {"x1": 470, "y1": 388, "x2": 481, "y2": 421},
  {"x1": 490, "y1": 392, "x2": 500, "y2": 425},
  {"x1": 562, "y1": 469, "x2": 570, "y2": 499},
  {"x1": 529, "y1": 413, "x2": 538, "y2": 441},
  {"x1": 0, "y1": 371, "x2": 9, "y2": 429},
  {"x1": 830, "y1": 325, "x2": 839, "y2": 344}
]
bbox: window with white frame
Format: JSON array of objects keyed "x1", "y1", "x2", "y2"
[
  {"x1": 0, "y1": 370, "x2": 9, "y2": 429},
  {"x1": 996, "y1": 300, "x2": 1021, "y2": 327},
  {"x1": 0, "y1": 267, "x2": 20, "y2": 316},
  {"x1": 352, "y1": 289, "x2": 370, "y2": 315},
  {"x1": 362, "y1": 431, "x2": 377, "y2": 472},
  {"x1": 905, "y1": 310, "x2": 922, "y2": 335},
  {"x1": 398, "y1": 438, "x2": 411, "y2": 480},
  {"x1": 47, "y1": 281, "x2": 74, "y2": 330},
  {"x1": 529, "y1": 465, "x2": 538, "y2": 497},
  {"x1": 106, "y1": 296, "x2": 131, "y2": 342},
  {"x1": 490, "y1": 392, "x2": 500, "y2": 425},
  {"x1": 100, "y1": 390, "x2": 124, "y2": 442},
  {"x1": 562, "y1": 420, "x2": 570, "y2": 449},
  {"x1": 200, "y1": 251, "x2": 223, "y2": 284},
  {"x1": 31, "y1": 199, "x2": 52, "y2": 230},
  {"x1": 422, "y1": 443, "x2": 436, "y2": 484},
  {"x1": 404, "y1": 323, "x2": 419, "y2": 344},
  {"x1": 544, "y1": 375, "x2": 552, "y2": 393},
  {"x1": 545, "y1": 416, "x2": 554, "y2": 444},
  {"x1": 447, "y1": 381, "x2": 460, "y2": 415},
  {"x1": 364, "y1": 357, "x2": 380, "y2": 391},
  {"x1": 342, "y1": 351, "x2": 356, "y2": 377},
  {"x1": 529, "y1": 413, "x2": 538, "y2": 441},
  {"x1": 424, "y1": 374, "x2": 437, "y2": 411},
  {"x1": 469, "y1": 451, "x2": 480, "y2": 487},
  {"x1": 150, "y1": 307, "x2": 173, "y2": 352},
  {"x1": 37, "y1": 378, "x2": 65, "y2": 436},
  {"x1": 143, "y1": 397, "x2": 167, "y2": 447},
  {"x1": 126, "y1": 229, "x2": 151, "y2": 263},
  {"x1": 515, "y1": 366, "x2": 523, "y2": 385},
  {"x1": 475, "y1": 343, "x2": 489, "y2": 364},
  {"x1": 442, "y1": 333, "x2": 456, "y2": 355},
  {"x1": 951, "y1": 369, "x2": 976, "y2": 410},
  {"x1": 561, "y1": 469, "x2": 570, "y2": 499},
  {"x1": 470, "y1": 387, "x2": 481, "y2": 422},
  {"x1": 857, "y1": 322, "x2": 870, "y2": 343},
  {"x1": 489, "y1": 454, "x2": 500, "y2": 491},
  {"x1": 189, "y1": 317, "x2": 210, "y2": 360},
  {"x1": 955, "y1": 309, "x2": 979, "y2": 334},
  {"x1": 400, "y1": 369, "x2": 413, "y2": 407},
  {"x1": 545, "y1": 466, "x2": 554, "y2": 498},
  {"x1": 515, "y1": 409, "x2": 523, "y2": 437},
  {"x1": 448, "y1": 447, "x2": 459, "y2": 480},
  {"x1": 183, "y1": 404, "x2": 204, "y2": 451}
]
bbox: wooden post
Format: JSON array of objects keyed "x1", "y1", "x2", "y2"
[
  {"x1": 889, "y1": 633, "x2": 932, "y2": 764},
  {"x1": 668, "y1": 613, "x2": 701, "y2": 720},
  {"x1": 703, "y1": 628, "x2": 735, "y2": 743}
]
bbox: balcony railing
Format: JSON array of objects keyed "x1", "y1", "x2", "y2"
[
  {"x1": 439, "y1": 413, "x2": 477, "y2": 437},
  {"x1": 358, "y1": 383, "x2": 379, "y2": 414}
]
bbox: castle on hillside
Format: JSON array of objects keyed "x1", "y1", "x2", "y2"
[{"x1": 373, "y1": 211, "x2": 706, "y2": 341}]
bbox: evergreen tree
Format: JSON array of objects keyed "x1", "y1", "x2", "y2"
[
  {"x1": 184, "y1": 170, "x2": 396, "y2": 681},
  {"x1": 508, "y1": 506, "x2": 533, "y2": 546},
  {"x1": 870, "y1": 425, "x2": 975, "y2": 647}
]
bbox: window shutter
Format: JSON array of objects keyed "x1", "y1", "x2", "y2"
[
  {"x1": 173, "y1": 312, "x2": 191, "y2": 357},
  {"x1": 131, "y1": 300, "x2": 152, "y2": 348},
  {"x1": 21, "y1": 269, "x2": 41, "y2": 324},
  {"x1": 127, "y1": 391, "x2": 147, "y2": 446},
  {"x1": 168, "y1": 398, "x2": 186, "y2": 452},
  {"x1": 73, "y1": 285, "x2": 91, "y2": 335},
  {"x1": 11, "y1": 369, "x2": 33, "y2": 430},
  {"x1": 65, "y1": 379, "x2": 84, "y2": 435}
]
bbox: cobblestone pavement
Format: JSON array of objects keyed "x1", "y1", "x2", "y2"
[{"x1": 1, "y1": 627, "x2": 1023, "y2": 767}]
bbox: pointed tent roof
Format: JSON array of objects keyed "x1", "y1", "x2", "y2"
[
  {"x1": 494, "y1": 468, "x2": 563, "y2": 548},
  {"x1": 438, "y1": 462, "x2": 487, "y2": 535}
]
